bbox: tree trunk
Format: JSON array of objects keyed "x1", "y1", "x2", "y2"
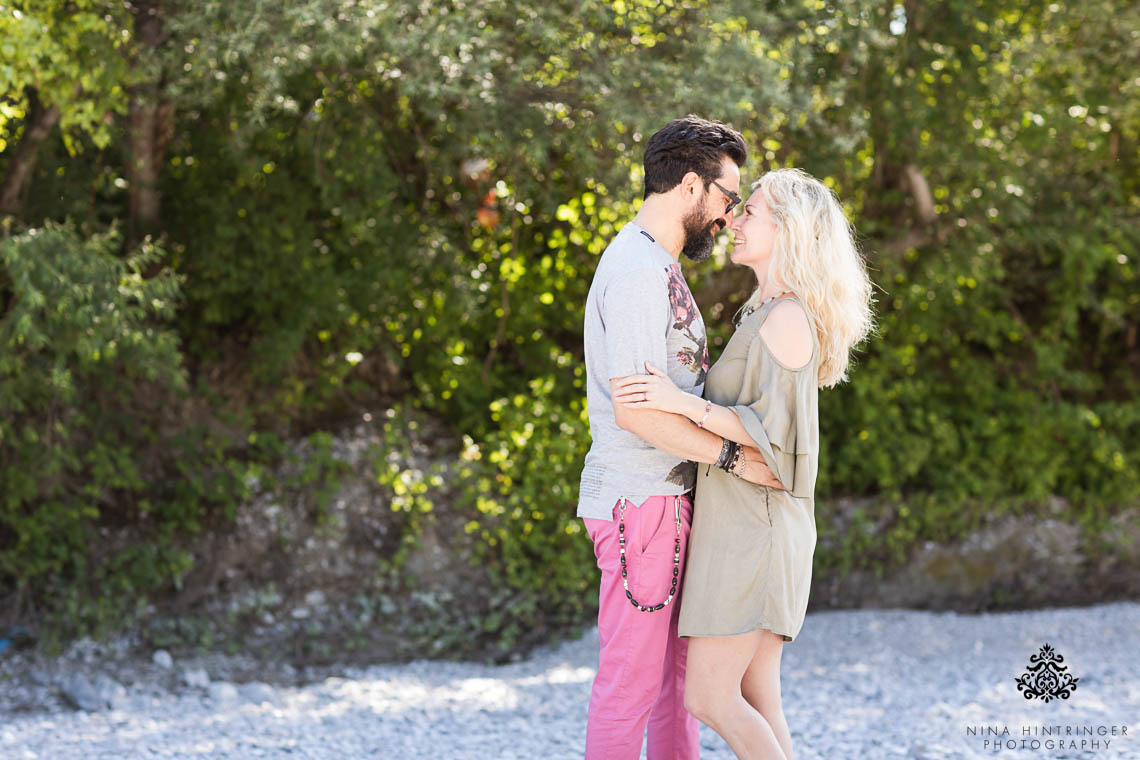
[
  {"x1": 902, "y1": 164, "x2": 937, "y2": 224},
  {"x1": 0, "y1": 88, "x2": 61, "y2": 218},
  {"x1": 126, "y1": 0, "x2": 174, "y2": 244},
  {"x1": 127, "y1": 96, "x2": 174, "y2": 240}
]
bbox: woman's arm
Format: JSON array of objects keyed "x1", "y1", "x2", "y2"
[
  {"x1": 680, "y1": 395, "x2": 765, "y2": 451},
  {"x1": 611, "y1": 362, "x2": 763, "y2": 450},
  {"x1": 612, "y1": 364, "x2": 786, "y2": 490}
]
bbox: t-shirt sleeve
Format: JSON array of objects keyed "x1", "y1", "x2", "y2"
[
  {"x1": 727, "y1": 332, "x2": 818, "y2": 499},
  {"x1": 600, "y1": 267, "x2": 671, "y2": 381}
]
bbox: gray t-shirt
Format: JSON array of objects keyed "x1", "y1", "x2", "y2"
[{"x1": 577, "y1": 222, "x2": 710, "y2": 520}]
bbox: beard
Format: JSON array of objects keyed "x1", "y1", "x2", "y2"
[{"x1": 680, "y1": 208, "x2": 724, "y2": 263}]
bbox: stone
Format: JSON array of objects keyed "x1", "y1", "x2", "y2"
[
  {"x1": 60, "y1": 673, "x2": 104, "y2": 711},
  {"x1": 182, "y1": 667, "x2": 210, "y2": 689},
  {"x1": 810, "y1": 502, "x2": 1140, "y2": 612},
  {"x1": 108, "y1": 688, "x2": 134, "y2": 712},
  {"x1": 239, "y1": 681, "x2": 277, "y2": 704},
  {"x1": 207, "y1": 681, "x2": 240, "y2": 701},
  {"x1": 94, "y1": 673, "x2": 126, "y2": 706},
  {"x1": 152, "y1": 650, "x2": 173, "y2": 669}
]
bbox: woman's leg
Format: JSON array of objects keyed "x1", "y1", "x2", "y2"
[
  {"x1": 741, "y1": 631, "x2": 794, "y2": 760},
  {"x1": 684, "y1": 629, "x2": 788, "y2": 760}
]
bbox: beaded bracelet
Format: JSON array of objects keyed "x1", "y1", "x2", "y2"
[
  {"x1": 696, "y1": 399, "x2": 712, "y2": 429},
  {"x1": 727, "y1": 444, "x2": 744, "y2": 479},
  {"x1": 727, "y1": 440, "x2": 741, "y2": 471}
]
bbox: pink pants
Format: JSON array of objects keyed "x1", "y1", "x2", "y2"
[{"x1": 582, "y1": 494, "x2": 700, "y2": 760}]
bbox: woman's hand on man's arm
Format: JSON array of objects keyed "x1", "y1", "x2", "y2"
[{"x1": 611, "y1": 362, "x2": 704, "y2": 418}]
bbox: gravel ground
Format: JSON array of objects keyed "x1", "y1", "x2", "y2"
[{"x1": 1, "y1": 601, "x2": 1137, "y2": 759}]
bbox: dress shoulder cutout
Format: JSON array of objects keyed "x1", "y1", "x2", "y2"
[{"x1": 757, "y1": 297, "x2": 815, "y2": 371}]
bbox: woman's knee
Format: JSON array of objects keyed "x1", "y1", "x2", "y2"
[
  {"x1": 682, "y1": 690, "x2": 715, "y2": 726},
  {"x1": 683, "y1": 679, "x2": 732, "y2": 726},
  {"x1": 741, "y1": 641, "x2": 784, "y2": 716},
  {"x1": 741, "y1": 680, "x2": 782, "y2": 719}
]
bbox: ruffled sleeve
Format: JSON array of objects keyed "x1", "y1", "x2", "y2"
[{"x1": 727, "y1": 331, "x2": 819, "y2": 500}]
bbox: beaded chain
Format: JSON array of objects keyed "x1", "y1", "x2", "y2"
[
  {"x1": 727, "y1": 442, "x2": 744, "y2": 477},
  {"x1": 736, "y1": 290, "x2": 794, "y2": 327},
  {"x1": 617, "y1": 495, "x2": 682, "y2": 613}
]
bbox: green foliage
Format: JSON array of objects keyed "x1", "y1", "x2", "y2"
[
  {"x1": 459, "y1": 375, "x2": 595, "y2": 626},
  {"x1": 0, "y1": 222, "x2": 289, "y2": 645},
  {"x1": 0, "y1": 0, "x2": 1137, "y2": 657},
  {"x1": 370, "y1": 393, "x2": 595, "y2": 658},
  {"x1": 0, "y1": 1, "x2": 134, "y2": 152},
  {"x1": 0, "y1": 222, "x2": 181, "y2": 628}
]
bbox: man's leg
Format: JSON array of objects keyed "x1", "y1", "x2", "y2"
[
  {"x1": 583, "y1": 495, "x2": 692, "y2": 760},
  {"x1": 645, "y1": 494, "x2": 699, "y2": 760}
]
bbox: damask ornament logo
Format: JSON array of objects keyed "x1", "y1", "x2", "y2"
[{"x1": 1015, "y1": 643, "x2": 1080, "y2": 702}]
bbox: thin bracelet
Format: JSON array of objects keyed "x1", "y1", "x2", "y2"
[
  {"x1": 696, "y1": 399, "x2": 712, "y2": 429},
  {"x1": 730, "y1": 446, "x2": 745, "y2": 479}
]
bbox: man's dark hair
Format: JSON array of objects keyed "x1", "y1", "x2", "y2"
[{"x1": 642, "y1": 115, "x2": 747, "y2": 200}]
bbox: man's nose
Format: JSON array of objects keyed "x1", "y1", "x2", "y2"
[{"x1": 723, "y1": 207, "x2": 739, "y2": 232}]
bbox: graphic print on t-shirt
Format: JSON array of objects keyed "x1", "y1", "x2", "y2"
[{"x1": 665, "y1": 262, "x2": 709, "y2": 386}]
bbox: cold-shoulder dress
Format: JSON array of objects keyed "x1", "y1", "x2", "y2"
[{"x1": 677, "y1": 293, "x2": 820, "y2": 643}]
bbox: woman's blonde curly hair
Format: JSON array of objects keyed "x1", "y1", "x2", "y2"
[{"x1": 734, "y1": 168, "x2": 877, "y2": 388}]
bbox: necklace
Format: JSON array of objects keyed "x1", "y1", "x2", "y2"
[
  {"x1": 736, "y1": 290, "x2": 794, "y2": 326},
  {"x1": 617, "y1": 495, "x2": 682, "y2": 613}
]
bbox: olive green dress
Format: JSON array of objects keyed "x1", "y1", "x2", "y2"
[{"x1": 677, "y1": 294, "x2": 819, "y2": 643}]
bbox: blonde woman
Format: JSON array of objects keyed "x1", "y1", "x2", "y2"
[{"x1": 612, "y1": 168, "x2": 875, "y2": 759}]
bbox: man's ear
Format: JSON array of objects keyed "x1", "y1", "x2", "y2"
[{"x1": 679, "y1": 170, "x2": 702, "y2": 199}]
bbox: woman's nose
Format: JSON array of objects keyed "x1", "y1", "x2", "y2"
[{"x1": 728, "y1": 209, "x2": 741, "y2": 232}]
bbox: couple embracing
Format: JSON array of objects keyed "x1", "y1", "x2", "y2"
[{"x1": 577, "y1": 115, "x2": 874, "y2": 760}]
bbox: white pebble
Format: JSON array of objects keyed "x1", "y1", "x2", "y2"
[
  {"x1": 207, "y1": 682, "x2": 239, "y2": 702},
  {"x1": 182, "y1": 668, "x2": 210, "y2": 689}
]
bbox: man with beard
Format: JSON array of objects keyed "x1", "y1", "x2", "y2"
[{"x1": 577, "y1": 115, "x2": 783, "y2": 760}]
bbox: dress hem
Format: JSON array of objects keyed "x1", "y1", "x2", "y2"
[{"x1": 678, "y1": 622, "x2": 794, "y2": 643}]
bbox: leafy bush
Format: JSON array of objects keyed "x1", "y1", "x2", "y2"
[
  {"x1": 0, "y1": 224, "x2": 167, "y2": 627},
  {"x1": 1, "y1": 0, "x2": 1137, "y2": 657},
  {"x1": 0, "y1": 223, "x2": 254, "y2": 646}
]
